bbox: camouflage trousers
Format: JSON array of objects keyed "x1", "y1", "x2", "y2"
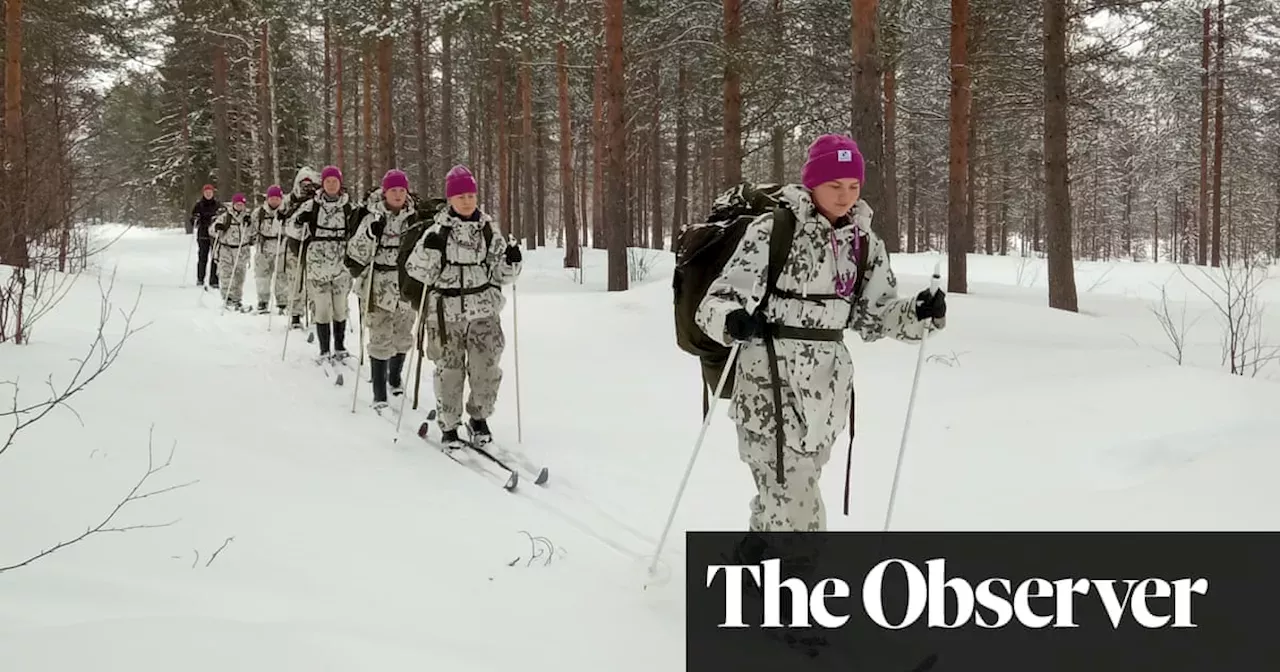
[
  {"x1": 284, "y1": 249, "x2": 307, "y2": 318},
  {"x1": 254, "y1": 247, "x2": 288, "y2": 308},
  {"x1": 426, "y1": 315, "x2": 505, "y2": 431},
  {"x1": 216, "y1": 245, "x2": 250, "y2": 304},
  {"x1": 737, "y1": 423, "x2": 832, "y2": 532},
  {"x1": 363, "y1": 301, "x2": 415, "y2": 360},
  {"x1": 307, "y1": 273, "x2": 352, "y2": 324}
]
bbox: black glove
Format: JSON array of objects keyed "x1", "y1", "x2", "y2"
[
  {"x1": 504, "y1": 244, "x2": 522, "y2": 264},
  {"x1": 422, "y1": 231, "x2": 445, "y2": 251},
  {"x1": 915, "y1": 288, "x2": 946, "y2": 320},
  {"x1": 214, "y1": 221, "x2": 228, "y2": 233},
  {"x1": 724, "y1": 309, "x2": 767, "y2": 341},
  {"x1": 369, "y1": 217, "x2": 386, "y2": 239}
]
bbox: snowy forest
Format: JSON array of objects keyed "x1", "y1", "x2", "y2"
[{"x1": 1, "y1": 0, "x2": 1279, "y2": 309}]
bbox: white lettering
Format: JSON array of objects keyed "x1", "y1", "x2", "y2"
[
  {"x1": 1012, "y1": 578, "x2": 1054, "y2": 628},
  {"x1": 863, "y1": 558, "x2": 927, "y2": 629},
  {"x1": 1171, "y1": 578, "x2": 1208, "y2": 627},
  {"x1": 706, "y1": 564, "x2": 760, "y2": 628},
  {"x1": 974, "y1": 578, "x2": 1013, "y2": 628}
]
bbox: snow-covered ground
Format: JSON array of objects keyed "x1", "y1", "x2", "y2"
[{"x1": 2, "y1": 223, "x2": 1280, "y2": 669}]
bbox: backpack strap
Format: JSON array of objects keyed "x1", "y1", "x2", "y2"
[{"x1": 759, "y1": 205, "x2": 797, "y2": 487}]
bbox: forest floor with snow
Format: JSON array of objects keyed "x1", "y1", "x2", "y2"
[{"x1": 2, "y1": 224, "x2": 1280, "y2": 670}]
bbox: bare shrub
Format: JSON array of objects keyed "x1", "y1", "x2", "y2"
[
  {"x1": 0, "y1": 269, "x2": 188, "y2": 574},
  {"x1": 1175, "y1": 256, "x2": 1280, "y2": 377},
  {"x1": 1147, "y1": 281, "x2": 1201, "y2": 365},
  {"x1": 627, "y1": 247, "x2": 660, "y2": 283}
]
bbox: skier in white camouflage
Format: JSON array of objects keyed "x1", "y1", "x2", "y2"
[
  {"x1": 403, "y1": 165, "x2": 522, "y2": 448},
  {"x1": 286, "y1": 165, "x2": 357, "y2": 362},
  {"x1": 283, "y1": 167, "x2": 320, "y2": 329},
  {"x1": 346, "y1": 169, "x2": 421, "y2": 410},
  {"x1": 251, "y1": 184, "x2": 289, "y2": 315},
  {"x1": 695, "y1": 134, "x2": 947, "y2": 534},
  {"x1": 211, "y1": 193, "x2": 253, "y2": 311}
]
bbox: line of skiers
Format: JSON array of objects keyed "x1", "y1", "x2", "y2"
[{"x1": 187, "y1": 164, "x2": 524, "y2": 448}]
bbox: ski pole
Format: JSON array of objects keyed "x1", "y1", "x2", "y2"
[
  {"x1": 183, "y1": 226, "x2": 194, "y2": 286},
  {"x1": 222, "y1": 221, "x2": 248, "y2": 314},
  {"x1": 351, "y1": 272, "x2": 374, "y2": 412},
  {"x1": 267, "y1": 231, "x2": 285, "y2": 331},
  {"x1": 281, "y1": 246, "x2": 307, "y2": 360},
  {"x1": 509, "y1": 234, "x2": 523, "y2": 443},
  {"x1": 882, "y1": 260, "x2": 943, "y2": 532},
  {"x1": 395, "y1": 281, "x2": 432, "y2": 438},
  {"x1": 646, "y1": 340, "x2": 743, "y2": 585}
]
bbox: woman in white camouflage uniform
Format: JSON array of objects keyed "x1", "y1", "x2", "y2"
[
  {"x1": 346, "y1": 169, "x2": 420, "y2": 409},
  {"x1": 695, "y1": 134, "x2": 947, "y2": 534},
  {"x1": 403, "y1": 165, "x2": 522, "y2": 448},
  {"x1": 211, "y1": 193, "x2": 253, "y2": 310},
  {"x1": 285, "y1": 165, "x2": 358, "y2": 362},
  {"x1": 251, "y1": 184, "x2": 289, "y2": 315}
]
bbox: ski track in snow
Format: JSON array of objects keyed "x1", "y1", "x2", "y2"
[{"x1": 3, "y1": 223, "x2": 1280, "y2": 667}]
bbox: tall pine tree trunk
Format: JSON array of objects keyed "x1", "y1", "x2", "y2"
[
  {"x1": 947, "y1": 0, "x2": 969, "y2": 293},
  {"x1": 378, "y1": 0, "x2": 395, "y2": 174},
  {"x1": 323, "y1": 13, "x2": 332, "y2": 166},
  {"x1": 1043, "y1": 0, "x2": 1078, "y2": 311},
  {"x1": 722, "y1": 0, "x2": 742, "y2": 187},
  {"x1": 1198, "y1": 7, "x2": 1210, "y2": 266},
  {"x1": 604, "y1": 0, "x2": 628, "y2": 290},
  {"x1": 413, "y1": 0, "x2": 430, "y2": 188},
  {"x1": 2, "y1": 0, "x2": 27, "y2": 271},
  {"x1": 591, "y1": 44, "x2": 605, "y2": 249},
  {"x1": 362, "y1": 45, "x2": 374, "y2": 191},
  {"x1": 494, "y1": 3, "x2": 510, "y2": 228},
  {"x1": 557, "y1": 0, "x2": 580, "y2": 267},
  {"x1": 259, "y1": 21, "x2": 275, "y2": 184},
  {"x1": 852, "y1": 0, "x2": 888, "y2": 247},
  {"x1": 1210, "y1": 0, "x2": 1225, "y2": 267},
  {"x1": 336, "y1": 36, "x2": 345, "y2": 170},
  {"x1": 213, "y1": 40, "x2": 232, "y2": 198},
  {"x1": 520, "y1": 0, "x2": 536, "y2": 249},
  {"x1": 673, "y1": 60, "x2": 689, "y2": 252},
  {"x1": 441, "y1": 15, "x2": 454, "y2": 172}
]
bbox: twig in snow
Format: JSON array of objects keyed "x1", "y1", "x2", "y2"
[
  {"x1": 0, "y1": 426, "x2": 196, "y2": 574},
  {"x1": 206, "y1": 536, "x2": 235, "y2": 567}
]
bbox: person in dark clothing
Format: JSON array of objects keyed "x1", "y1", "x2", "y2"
[{"x1": 190, "y1": 184, "x2": 222, "y2": 288}]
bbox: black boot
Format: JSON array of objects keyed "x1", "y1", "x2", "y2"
[
  {"x1": 257, "y1": 301, "x2": 268, "y2": 314},
  {"x1": 388, "y1": 352, "x2": 405, "y2": 396},
  {"x1": 440, "y1": 428, "x2": 465, "y2": 449},
  {"x1": 370, "y1": 358, "x2": 389, "y2": 406},
  {"x1": 332, "y1": 320, "x2": 347, "y2": 358},
  {"x1": 467, "y1": 417, "x2": 492, "y2": 445},
  {"x1": 316, "y1": 322, "x2": 332, "y2": 358},
  {"x1": 290, "y1": 315, "x2": 302, "y2": 329}
]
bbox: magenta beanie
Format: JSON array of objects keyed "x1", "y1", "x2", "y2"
[
  {"x1": 801, "y1": 134, "x2": 865, "y2": 190},
  {"x1": 321, "y1": 165, "x2": 343, "y2": 183},
  {"x1": 266, "y1": 185, "x2": 283, "y2": 199},
  {"x1": 381, "y1": 169, "x2": 410, "y2": 192},
  {"x1": 445, "y1": 165, "x2": 478, "y2": 198},
  {"x1": 232, "y1": 193, "x2": 246, "y2": 204}
]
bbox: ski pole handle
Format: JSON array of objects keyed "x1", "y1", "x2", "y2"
[{"x1": 929, "y1": 259, "x2": 942, "y2": 294}]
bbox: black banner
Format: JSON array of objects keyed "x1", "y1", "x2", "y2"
[{"x1": 686, "y1": 531, "x2": 1280, "y2": 671}]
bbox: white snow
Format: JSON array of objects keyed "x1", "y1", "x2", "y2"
[{"x1": 3, "y1": 224, "x2": 1280, "y2": 669}]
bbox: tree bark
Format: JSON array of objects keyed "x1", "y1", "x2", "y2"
[
  {"x1": 259, "y1": 21, "x2": 275, "y2": 185},
  {"x1": 413, "y1": 0, "x2": 430, "y2": 189},
  {"x1": 362, "y1": 46, "x2": 374, "y2": 190},
  {"x1": 557, "y1": 0, "x2": 580, "y2": 267},
  {"x1": 1198, "y1": 7, "x2": 1210, "y2": 266},
  {"x1": 649, "y1": 62, "x2": 663, "y2": 250},
  {"x1": 947, "y1": 0, "x2": 969, "y2": 293},
  {"x1": 722, "y1": 0, "x2": 742, "y2": 187},
  {"x1": 336, "y1": 34, "x2": 345, "y2": 171},
  {"x1": 2, "y1": 0, "x2": 27, "y2": 269},
  {"x1": 441, "y1": 15, "x2": 455, "y2": 172},
  {"x1": 604, "y1": 0, "x2": 628, "y2": 290},
  {"x1": 377, "y1": 0, "x2": 395, "y2": 174},
  {"x1": 1210, "y1": 0, "x2": 1225, "y2": 267},
  {"x1": 591, "y1": 44, "x2": 605, "y2": 249},
  {"x1": 323, "y1": 12, "x2": 332, "y2": 166},
  {"x1": 673, "y1": 60, "x2": 689, "y2": 251},
  {"x1": 494, "y1": 3, "x2": 510, "y2": 229},
  {"x1": 852, "y1": 0, "x2": 889, "y2": 247},
  {"x1": 213, "y1": 39, "x2": 232, "y2": 198},
  {"x1": 1043, "y1": 0, "x2": 1078, "y2": 311},
  {"x1": 520, "y1": 0, "x2": 536, "y2": 249}
]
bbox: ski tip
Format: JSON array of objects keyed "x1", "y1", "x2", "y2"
[
  {"x1": 426, "y1": 409, "x2": 437, "y2": 421},
  {"x1": 504, "y1": 472, "x2": 519, "y2": 491},
  {"x1": 535, "y1": 468, "x2": 549, "y2": 486},
  {"x1": 417, "y1": 422, "x2": 430, "y2": 438},
  {"x1": 335, "y1": 373, "x2": 344, "y2": 385},
  {"x1": 307, "y1": 333, "x2": 315, "y2": 343}
]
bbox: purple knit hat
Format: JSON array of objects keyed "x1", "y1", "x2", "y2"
[
  {"x1": 445, "y1": 165, "x2": 478, "y2": 198},
  {"x1": 381, "y1": 169, "x2": 410, "y2": 192},
  {"x1": 321, "y1": 165, "x2": 343, "y2": 184},
  {"x1": 266, "y1": 185, "x2": 284, "y2": 199},
  {"x1": 801, "y1": 134, "x2": 865, "y2": 190},
  {"x1": 232, "y1": 193, "x2": 246, "y2": 204}
]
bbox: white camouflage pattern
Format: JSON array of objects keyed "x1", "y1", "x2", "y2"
[
  {"x1": 402, "y1": 206, "x2": 522, "y2": 323},
  {"x1": 348, "y1": 190, "x2": 419, "y2": 360},
  {"x1": 695, "y1": 184, "x2": 942, "y2": 531},
  {"x1": 212, "y1": 207, "x2": 253, "y2": 304}
]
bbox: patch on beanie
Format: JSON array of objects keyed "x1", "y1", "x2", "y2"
[{"x1": 838, "y1": 149, "x2": 853, "y2": 162}]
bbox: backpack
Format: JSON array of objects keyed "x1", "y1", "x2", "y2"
[{"x1": 672, "y1": 182, "x2": 870, "y2": 416}]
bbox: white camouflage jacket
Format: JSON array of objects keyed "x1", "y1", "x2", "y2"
[
  {"x1": 347, "y1": 189, "x2": 419, "y2": 313},
  {"x1": 403, "y1": 207, "x2": 521, "y2": 328},
  {"x1": 695, "y1": 184, "x2": 936, "y2": 458}
]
